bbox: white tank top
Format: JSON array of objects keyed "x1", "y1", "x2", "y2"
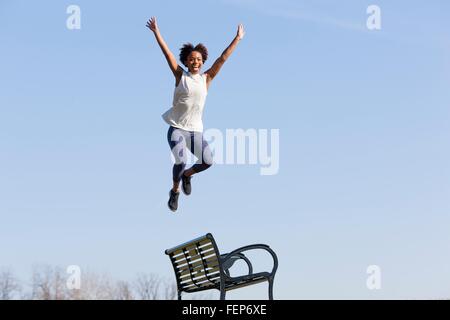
[{"x1": 162, "y1": 70, "x2": 208, "y2": 132}]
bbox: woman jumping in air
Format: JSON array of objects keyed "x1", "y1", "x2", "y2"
[{"x1": 146, "y1": 17, "x2": 245, "y2": 212}]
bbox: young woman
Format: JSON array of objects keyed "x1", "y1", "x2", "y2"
[{"x1": 146, "y1": 17, "x2": 245, "y2": 212}]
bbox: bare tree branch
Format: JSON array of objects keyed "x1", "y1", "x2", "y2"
[
  {"x1": 134, "y1": 273, "x2": 161, "y2": 300},
  {"x1": 3, "y1": 265, "x2": 212, "y2": 300},
  {"x1": 0, "y1": 268, "x2": 21, "y2": 300}
]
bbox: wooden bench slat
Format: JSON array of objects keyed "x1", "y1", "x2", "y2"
[
  {"x1": 174, "y1": 254, "x2": 216, "y2": 268},
  {"x1": 180, "y1": 268, "x2": 221, "y2": 283},
  {"x1": 179, "y1": 266, "x2": 220, "y2": 282},
  {"x1": 180, "y1": 274, "x2": 220, "y2": 286},
  {"x1": 177, "y1": 264, "x2": 219, "y2": 280},
  {"x1": 181, "y1": 275, "x2": 221, "y2": 290},
  {"x1": 176, "y1": 257, "x2": 219, "y2": 277},
  {"x1": 174, "y1": 250, "x2": 217, "y2": 269},
  {"x1": 176, "y1": 259, "x2": 219, "y2": 278},
  {"x1": 170, "y1": 239, "x2": 213, "y2": 257},
  {"x1": 171, "y1": 243, "x2": 215, "y2": 264},
  {"x1": 165, "y1": 234, "x2": 211, "y2": 254},
  {"x1": 225, "y1": 277, "x2": 267, "y2": 291}
]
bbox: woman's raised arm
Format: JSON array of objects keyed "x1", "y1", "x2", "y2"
[
  {"x1": 205, "y1": 24, "x2": 245, "y2": 83},
  {"x1": 146, "y1": 17, "x2": 182, "y2": 78}
]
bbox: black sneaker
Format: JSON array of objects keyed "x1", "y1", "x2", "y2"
[
  {"x1": 168, "y1": 190, "x2": 179, "y2": 212},
  {"x1": 181, "y1": 173, "x2": 192, "y2": 195}
]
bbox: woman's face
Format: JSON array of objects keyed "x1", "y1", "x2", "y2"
[{"x1": 185, "y1": 51, "x2": 203, "y2": 74}]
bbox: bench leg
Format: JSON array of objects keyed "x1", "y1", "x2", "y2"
[
  {"x1": 268, "y1": 278, "x2": 274, "y2": 300},
  {"x1": 178, "y1": 291, "x2": 182, "y2": 300},
  {"x1": 219, "y1": 279, "x2": 226, "y2": 300},
  {"x1": 220, "y1": 289, "x2": 226, "y2": 300}
]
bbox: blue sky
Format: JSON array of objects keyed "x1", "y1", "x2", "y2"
[{"x1": 1, "y1": 0, "x2": 449, "y2": 299}]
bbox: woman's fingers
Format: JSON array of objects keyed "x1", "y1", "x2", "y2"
[
  {"x1": 146, "y1": 17, "x2": 157, "y2": 31},
  {"x1": 237, "y1": 23, "x2": 245, "y2": 39}
]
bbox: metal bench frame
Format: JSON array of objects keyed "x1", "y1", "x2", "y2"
[{"x1": 165, "y1": 233, "x2": 278, "y2": 300}]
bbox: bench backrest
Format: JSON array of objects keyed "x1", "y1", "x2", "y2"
[{"x1": 165, "y1": 233, "x2": 222, "y2": 293}]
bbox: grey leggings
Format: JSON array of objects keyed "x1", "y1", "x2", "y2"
[{"x1": 167, "y1": 126, "x2": 213, "y2": 183}]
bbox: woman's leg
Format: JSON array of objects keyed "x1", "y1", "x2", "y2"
[
  {"x1": 167, "y1": 126, "x2": 189, "y2": 191},
  {"x1": 177, "y1": 131, "x2": 213, "y2": 196},
  {"x1": 184, "y1": 131, "x2": 213, "y2": 177}
]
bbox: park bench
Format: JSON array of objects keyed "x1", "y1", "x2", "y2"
[{"x1": 165, "y1": 233, "x2": 278, "y2": 300}]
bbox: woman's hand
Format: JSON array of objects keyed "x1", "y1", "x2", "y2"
[
  {"x1": 146, "y1": 16, "x2": 180, "y2": 77},
  {"x1": 236, "y1": 23, "x2": 245, "y2": 40},
  {"x1": 205, "y1": 23, "x2": 245, "y2": 82},
  {"x1": 146, "y1": 16, "x2": 159, "y2": 33}
]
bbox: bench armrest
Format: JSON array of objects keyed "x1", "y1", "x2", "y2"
[
  {"x1": 220, "y1": 253, "x2": 253, "y2": 276},
  {"x1": 220, "y1": 244, "x2": 278, "y2": 277}
]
